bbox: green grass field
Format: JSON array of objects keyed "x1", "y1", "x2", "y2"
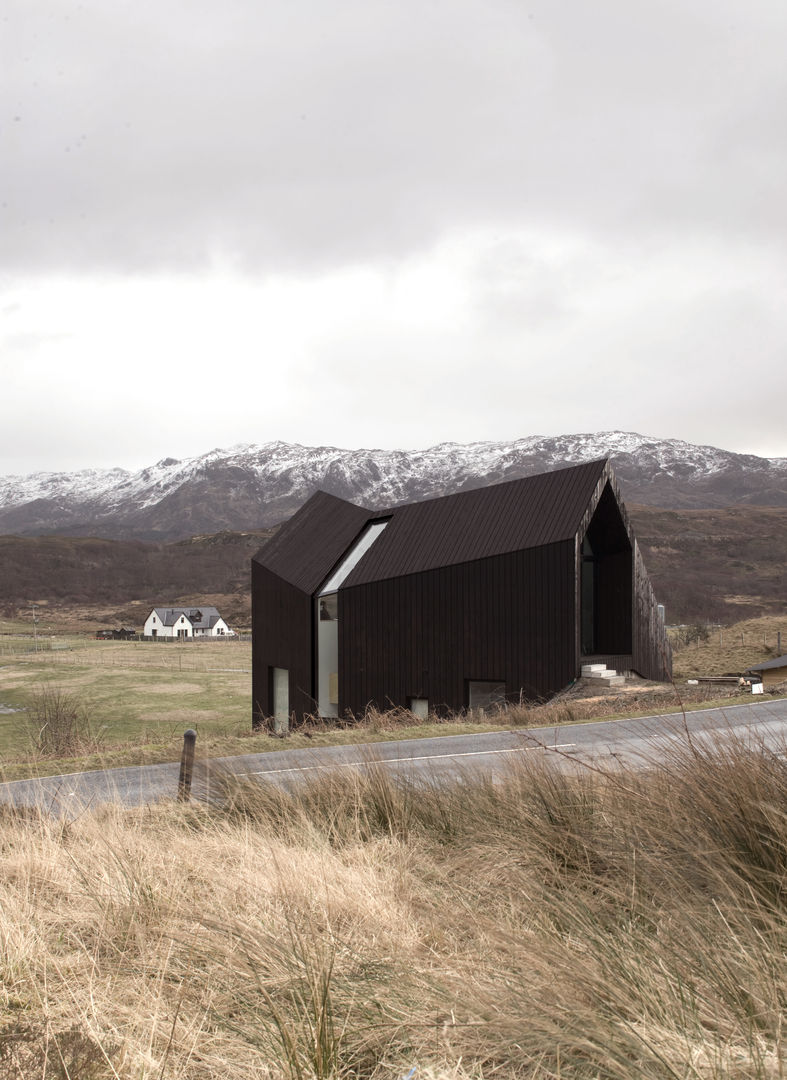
[
  {"x1": 2, "y1": 616, "x2": 785, "y2": 782},
  {"x1": 0, "y1": 638, "x2": 254, "y2": 775},
  {"x1": 0, "y1": 637, "x2": 513, "y2": 780}
]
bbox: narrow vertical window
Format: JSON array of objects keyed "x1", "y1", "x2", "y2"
[
  {"x1": 272, "y1": 667, "x2": 289, "y2": 734},
  {"x1": 581, "y1": 535, "x2": 597, "y2": 655},
  {"x1": 315, "y1": 519, "x2": 389, "y2": 718}
]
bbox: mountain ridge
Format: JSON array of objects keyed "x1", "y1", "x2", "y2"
[{"x1": 2, "y1": 432, "x2": 786, "y2": 541}]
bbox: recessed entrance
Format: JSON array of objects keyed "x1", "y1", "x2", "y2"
[{"x1": 580, "y1": 484, "x2": 633, "y2": 656}]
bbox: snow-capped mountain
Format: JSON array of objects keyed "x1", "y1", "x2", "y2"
[{"x1": 1, "y1": 432, "x2": 785, "y2": 541}]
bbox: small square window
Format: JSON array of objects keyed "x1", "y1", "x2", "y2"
[{"x1": 468, "y1": 681, "x2": 506, "y2": 711}]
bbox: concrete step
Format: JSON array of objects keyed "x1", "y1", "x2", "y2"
[
  {"x1": 586, "y1": 674, "x2": 626, "y2": 687},
  {"x1": 581, "y1": 664, "x2": 608, "y2": 676}
]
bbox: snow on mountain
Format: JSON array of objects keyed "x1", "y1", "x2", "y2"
[{"x1": 1, "y1": 432, "x2": 785, "y2": 541}]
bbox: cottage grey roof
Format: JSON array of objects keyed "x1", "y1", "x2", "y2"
[
  {"x1": 745, "y1": 654, "x2": 787, "y2": 673},
  {"x1": 152, "y1": 606, "x2": 222, "y2": 629},
  {"x1": 254, "y1": 458, "x2": 611, "y2": 593}
]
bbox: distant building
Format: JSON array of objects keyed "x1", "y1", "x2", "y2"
[
  {"x1": 95, "y1": 627, "x2": 138, "y2": 640},
  {"x1": 143, "y1": 606, "x2": 232, "y2": 639},
  {"x1": 251, "y1": 459, "x2": 671, "y2": 726},
  {"x1": 744, "y1": 654, "x2": 787, "y2": 688}
]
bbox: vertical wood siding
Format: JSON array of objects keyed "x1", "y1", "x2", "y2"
[
  {"x1": 251, "y1": 461, "x2": 672, "y2": 726},
  {"x1": 251, "y1": 560, "x2": 315, "y2": 725},
  {"x1": 632, "y1": 539, "x2": 673, "y2": 681},
  {"x1": 337, "y1": 540, "x2": 576, "y2": 715}
]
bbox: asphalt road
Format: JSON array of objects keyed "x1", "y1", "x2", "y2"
[{"x1": 2, "y1": 697, "x2": 786, "y2": 818}]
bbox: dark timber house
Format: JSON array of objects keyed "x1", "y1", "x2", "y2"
[{"x1": 251, "y1": 459, "x2": 671, "y2": 726}]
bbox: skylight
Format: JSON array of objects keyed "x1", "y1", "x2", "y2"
[{"x1": 318, "y1": 519, "x2": 389, "y2": 595}]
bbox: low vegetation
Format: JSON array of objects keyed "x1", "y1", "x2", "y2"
[
  {"x1": 23, "y1": 685, "x2": 105, "y2": 757},
  {"x1": 0, "y1": 616, "x2": 785, "y2": 781},
  {"x1": 2, "y1": 506, "x2": 786, "y2": 631},
  {"x1": 0, "y1": 529, "x2": 271, "y2": 620},
  {"x1": 2, "y1": 730, "x2": 787, "y2": 1078},
  {"x1": 670, "y1": 613, "x2": 787, "y2": 680},
  {"x1": 630, "y1": 504, "x2": 787, "y2": 624}
]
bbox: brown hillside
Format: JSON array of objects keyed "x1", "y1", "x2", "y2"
[
  {"x1": 2, "y1": 505, "x2": 785, "y2": 628},
  {"x1": 0, "y1": 529, "x2": 274, "y2": 620},
  {"x1": 628, "y1": 505, "x2": 787, "y2": 624}
]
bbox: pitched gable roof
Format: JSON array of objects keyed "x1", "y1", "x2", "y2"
[
  {"x1": 254, "y1": 459, "x2": 611, "y2": 592},
  {"x1": 346, "y1": 458, "x2": 609, "y2": 586},
  {"x1": 253, "y1": 490, "x2": 370, "y2": 593},
  {"x1": 746, "y1": 654, "x2": 787, "y2": 673},
  {"x1": 151, "y1": 605, "x2": 222, "y2": 628}
]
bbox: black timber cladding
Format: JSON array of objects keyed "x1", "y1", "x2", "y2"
[
  {"x1": 251, "y1": 560, "x2": 314, "y2": 723},
  {"x1": 251, "y1": 492, "x2": 370, "y2": 722},
  {"x1": 339, "y1": 540, "x2": 576, "y2": 714},
  {"x1": 342, "y1": 458, "x2": 608, "y2": 586},
  {"x1": 251, "y1": 458, "x2": 672, "y2": 723}
]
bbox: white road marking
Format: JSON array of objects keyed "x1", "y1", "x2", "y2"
[
  {"x1": 249, "y1": 743, "x2": 577, "y2": 777},
  {"x1": 591, "y1": 698, "x2": 786, "y2": 726}
]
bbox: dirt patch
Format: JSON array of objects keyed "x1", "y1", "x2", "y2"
[{"x1": 548, "y1": 674, "x2": 744, "y2": 715}]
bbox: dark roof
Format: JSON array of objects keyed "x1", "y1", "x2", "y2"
[
  {"x1": 254, "y1": 459, "x2": 611, "y2": 593},
  {"x1": 745, "y1": 654, "x2": 787, "y2": 673},
  {"x1": 253, "y1": 490, "x2": 370, "y2": 593},
  {"x1": 152, "y1": 606, "x2": 222, "y2": 629},
  {"x1": 346, "y1": 458, "x2": 608, "y2": 586}
]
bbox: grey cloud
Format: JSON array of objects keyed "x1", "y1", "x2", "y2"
[{"x1": 4, "y1": 0, "x2": 787, "y2": 274}]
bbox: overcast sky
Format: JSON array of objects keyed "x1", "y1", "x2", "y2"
[{"x1": 2, "y1": 0, "x2": 786, "y2": 476}]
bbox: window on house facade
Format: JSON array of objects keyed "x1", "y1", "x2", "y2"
[
  {"x1": 315, "y1": 519, "x2": 390, "y2": 718},
  {"x1": 272, "y1": 667, "x2": 289, "y2": 734},
  {"x1": 468, "y1": 681, "x2": 506, "y2": 711},
  {"x1": 319, "y1": 519, "x2": 390, "y2": 595},
  {"x1": 408, "y1": 697, "x2": 429, "y2": 720}
]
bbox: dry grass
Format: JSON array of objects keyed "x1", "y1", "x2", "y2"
[
  {"x1": 2, "y1": 729, "x2": 787, "y2": 1079},
  {"x1": 671, "y1": 614, "x2": 787, "y2": 681},
  {"x1": 3, "y1": 613, "x2": 785, "y2": 783}
]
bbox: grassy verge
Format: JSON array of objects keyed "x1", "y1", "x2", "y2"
[
  {"x1": 2, "y1": 623, "x2": 785, "y2": 782},
  {"x1": 671, "y1": 613, "x2": 787, "y2": 680},
  {"x1": 2, "y1": 685, "x2": 781, "y2": 783},
  {"x1": 2, "y1": 732, "x2": 787, "y2": 1078}
]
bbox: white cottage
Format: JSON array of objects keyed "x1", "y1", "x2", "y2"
[{"x1": 143, "y1": 606, "x2": 232, "y2": 639}]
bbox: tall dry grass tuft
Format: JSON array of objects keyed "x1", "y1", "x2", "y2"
[
  {"x1": 2, "y1": 730, "x2": 787, "y2": 1077},
  {"x1": 22, "y1": 684, "x2": 105, "y2": 757}
]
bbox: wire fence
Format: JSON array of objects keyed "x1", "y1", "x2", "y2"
[{"x1": 0, "y1": 636, "x2": 252, "y2": 674}]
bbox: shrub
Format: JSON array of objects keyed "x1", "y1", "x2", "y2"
[{"x1": 25, "y1": 686, "x2": 104, "y2": 756}]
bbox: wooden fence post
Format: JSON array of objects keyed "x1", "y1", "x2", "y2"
[{"x1": 178, "y1": 729, "x2": 197, "y2": 802}]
